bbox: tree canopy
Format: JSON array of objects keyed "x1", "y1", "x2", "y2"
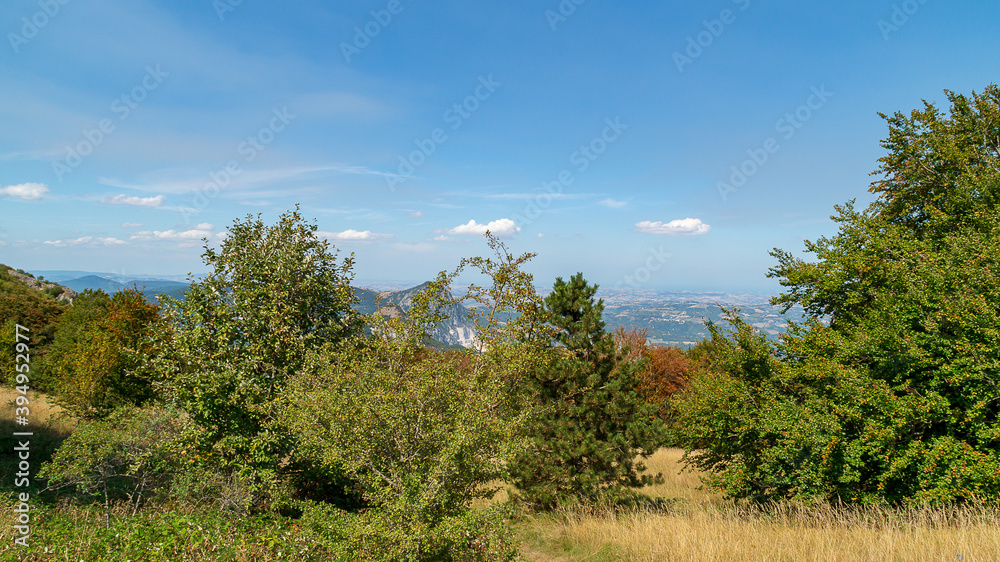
[{"x1": 675, "y1": 85, "x2": 1000, "y2": 504}]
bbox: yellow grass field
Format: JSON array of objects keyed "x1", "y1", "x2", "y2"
[{"x1": 517, "y1": 449, "x2": 1000, "y2": 561}]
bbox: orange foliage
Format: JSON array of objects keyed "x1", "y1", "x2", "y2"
[{"x1": 614, "y1": 327, "x2": 694, "y2": 414}]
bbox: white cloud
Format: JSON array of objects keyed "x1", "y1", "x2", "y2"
[
  {"x1": 318, "y1": 229, "x2": 390, "y2": 241},
  {"x1": 1, "y1": 183, "x2": 49, "y2": 200},
  {"x1": 42, "y1": 236, "x2": 127, "y2": 247},
  {"x1": 447, "y1": 218, "x2": 520, "y2": 238},
  {"x1": 599, "y1": 198, "x2": 628, "y2": 208},
  {"x1": 433, "y1": 235, "x2": 451, "y2": 242},
  {"x1": 131, "y1": 223, "x2": 214, "y2": 241},
  {"x1": 102, "y1": 194, "x2": 166, "y2": 207},
  {"x1": 121, "y1": 222, "x2": 144, "y2": 228},
  {"x1": 240, "y1": 200, "x2": 271, "y2": 207},
  {"x1": 407, "y1": 210, "x2": 424, "y2": 218},
  {"x1": 635, "y1": 218, "x2": 711, "y2": 236}
]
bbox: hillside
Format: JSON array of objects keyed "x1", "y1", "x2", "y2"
[
  {"x1": 353, "y1": 282, "x2": 478, "y2": 348},
  {"x1": 62, "y1": 275, "x2": 126, "y2": 293},
  {"x1": 0, "y1": 266, "x2": 70, "y2": 385}
]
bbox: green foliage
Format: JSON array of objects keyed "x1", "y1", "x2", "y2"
[
  {"x1": 39, "y1": 407, "x2": 189, "y2": 525},
  {"x1": 42, "y1": 288, "x2": 161, "y2": 419},
  {"x1": 510, "y1": 273, "x2": 668, "y2": 510},
  {"x1": 0, "y1": 264, "x2": 67, "y2": 390},
  {"x1": 4, "y1": 505, "x2": 336, "y2": 561},
  {"x1": 286, "y1": 234, "x2": 541, "y2": 559},
  {"x1": 674, "y1": 85, "x2": 1000, "y2": 505},
  {"x1": 156, "y1": 205, "x2": 363, "y2": 509}
]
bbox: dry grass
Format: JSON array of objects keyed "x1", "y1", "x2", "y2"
[
  {"x1": 518, "y1": 449, "x2": 1000, "y2": 561},
  {"x1": 0, "y1": 386, "x2": 77, "y2": 490},
  {"x1": 0, "y1": 386, "x2": 76, "y2": 431}
]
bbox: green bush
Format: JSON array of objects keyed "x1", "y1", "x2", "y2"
[{"x1": 287, "y1": 234, "x2": 544, "y2": 559}]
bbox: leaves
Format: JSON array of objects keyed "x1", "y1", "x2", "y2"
[{"x1": 676, "y1": 85, "x2": 1000, "y2": 505}]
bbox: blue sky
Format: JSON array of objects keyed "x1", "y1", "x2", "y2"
[{"x1": 1, "y1": 0, "x2": 998, "y2": 291}]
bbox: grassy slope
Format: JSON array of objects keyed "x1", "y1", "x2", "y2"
[{"x1": 517, "y1": 449, "x2": 1000, "y2": 561}]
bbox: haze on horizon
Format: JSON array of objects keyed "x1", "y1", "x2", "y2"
[{"x1": 2, "y1": 0, "x2": 998, "y2": 292}]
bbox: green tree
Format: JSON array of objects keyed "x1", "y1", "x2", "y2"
[
  {"x1": 43, "y1": 288, "x2": 160, "y2": 419},
  {"x1": 286, "y1": 234, "x2": 541, "y2": 560},
  {"x1": 510, "y1": 273, "x2": 668, "y2": 509},
  {"x1": 156, "y1": 205, "x2": 362, "y2": 509},
  {"x1": 674, "y1": 85, "x2": 1000, "y2": 504},
  {"x1": 0, "y1": 265, "x2": 67, "y2": 390}
]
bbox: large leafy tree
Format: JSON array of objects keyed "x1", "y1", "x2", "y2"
[
  {"x1": 510, "y1": 273, "x2": 667, "y2": 509},
  {"x1": 674, "y1": 85, "x2": 1000, "y2": 504},
  {"x1": 157, "y1": 205, "x2": 361, "y2": 507}
]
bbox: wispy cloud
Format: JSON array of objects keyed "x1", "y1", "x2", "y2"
[
  {"x1": 291, "y1": 91, "x2": 392, "y2": 120},
  {"x1": 44, "y1": 236, "x2": 127, "y2": 247},
  {"x1": 98, "y1": 165, "x2": 394, "y2": 195},
  {"x1": 599, "y1": 198, "x2": 628, "y2": 208},
  {"x1": 318, "y1": 229, "x2": 391, "y2": 242},
  {"x1": 392, "y1": 242, "x2": 436, "y2": 253},
  {"x1": 476, "y1": 192, "x2": 588, "y2": 200},
  {"x1": 0, "y1": 149, "x2": 61, "y2": 162}
]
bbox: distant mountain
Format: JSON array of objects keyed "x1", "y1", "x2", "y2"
[
  {"x1": 31, "y1": 270, "x2": 198, "y2": 284},
  {"x1": 353, "y1": 283, "x2": 478, "y2": 348},
  {"x1": 62, "y1": 275, "x2": 126, "y2": 293},
  {"x1": 55, "y1": 275, "x2": 190, "y2": 304}
]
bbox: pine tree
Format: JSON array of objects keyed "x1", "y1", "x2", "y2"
[{"x1": 510, "y1": 273, "x2": 667, "y2": 509}]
